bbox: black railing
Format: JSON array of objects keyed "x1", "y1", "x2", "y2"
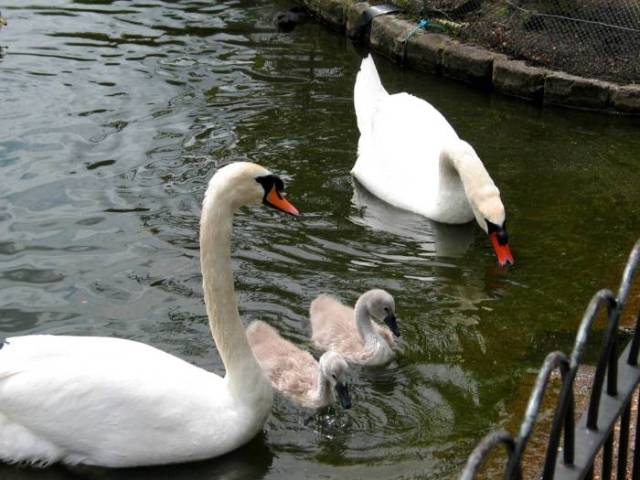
[{"x1": 461, "y1": 239, "x2": 640, "y2": 480}]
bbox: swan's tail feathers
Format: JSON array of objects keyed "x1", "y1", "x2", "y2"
[
  {"x1": 354, "y1": 54, "x2": 388, "y2": 136},
  {"x1": 0, "y1": 415, "x2": 64, "y2": 467}
]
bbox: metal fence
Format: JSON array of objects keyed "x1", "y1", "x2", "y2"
[
  {"x1": 460, "y1": 238, "x2": 640, "y2": 480},
  {"x1": 409, "y1": 0, "x2": 640, "y2": 83}
]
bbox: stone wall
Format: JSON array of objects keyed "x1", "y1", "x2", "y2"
[{"x1": 298, "y1": 0, "x2": 640, "y2": 114}]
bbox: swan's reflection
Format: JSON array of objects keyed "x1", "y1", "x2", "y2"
[
  {"x1": 350, "y1": 180, "x2": 475, "y2": 259},
  {"x1": 0, "y1": 434, "x2": 273, "y2": 480}
]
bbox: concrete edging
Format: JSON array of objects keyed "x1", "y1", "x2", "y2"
[{"x1": 300, "y1": 0, "x2": 640, "y2": 114}]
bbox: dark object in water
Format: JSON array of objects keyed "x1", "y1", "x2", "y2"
[
  {"x1": 350, "y1": 4, "x2": 400, "y2": 41},
  {"x1": 274, "y1": 6, "x2": 307, "y2": 33},
  {"x1": 0, "y1": 11, "x2": 7, "y2": 57}
]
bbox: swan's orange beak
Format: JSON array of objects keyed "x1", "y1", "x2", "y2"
[
  {"x1": 265, "y1": 186, "x2": 299, "y2": 216},
  {"x1": 490, "y1": 232, "x2": 514, "y2": 267}
]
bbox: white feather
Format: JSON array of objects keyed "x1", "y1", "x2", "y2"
[
  {"x1": 351, "y1": 55, "x2": 506, "y2": 228},
  {"x1": 0, "y1": 162, "x2": 281, "y2": 467}
]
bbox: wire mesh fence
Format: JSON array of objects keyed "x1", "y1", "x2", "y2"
[{"x1": 406, "y1": 0, "x2": 640, "y2": 83}]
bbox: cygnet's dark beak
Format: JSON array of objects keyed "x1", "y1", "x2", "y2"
[
  {"x1": 334, "y1": 383, "x2": 352, "y2": 409},
  {"x1": 384, "y1": 313, "x2": 400, "y2": 337}
]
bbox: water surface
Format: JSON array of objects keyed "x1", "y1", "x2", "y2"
[{"x1": 1, "y1": 1, "x2": 639, "y2": 479}]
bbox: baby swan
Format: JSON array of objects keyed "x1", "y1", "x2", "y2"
[
  {"x1": 310, "y1": 289, "x2": 399, "y2": 367},
  {"x1": 247, "y1": 321, "x2": 352, "y2": 409}
]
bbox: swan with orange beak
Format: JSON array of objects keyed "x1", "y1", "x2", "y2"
[{"x1": 352, "y1": 55, "x2": 514, "y2": 266}]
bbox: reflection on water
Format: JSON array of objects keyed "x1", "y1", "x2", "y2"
[
  {"x1": 350, "y1": 178, "x2": 476, "y2": 259},
  {"x1": 0, "y1": 0, "x2": 639, "y2": 479},
  {"x1": 0, "y1": 434, "x2": 273, "y2": 480}
]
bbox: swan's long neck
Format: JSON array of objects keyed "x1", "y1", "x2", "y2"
[
  {"x1": 312, "y1": 371, "x2": 331, "y2": 407},
  {"x1": 354, "y1": 298, "x2": 379, "y2": 346},
  {"x1": 200, "y1": 186, "x2": 267, "y2": 395},
  {"x1": 440, "y1": 140, "x2": 498, "y2": 209}
]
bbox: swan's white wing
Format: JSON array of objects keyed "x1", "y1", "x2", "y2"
[
  {"x1": 353, "y1": 91, "x2": 460, "y2": 219},
  {"x1": 0, "y1": 335, "x2": 247, "y2": 467}
]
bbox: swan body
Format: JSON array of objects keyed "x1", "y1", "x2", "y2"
[
  {"x1": 0, "y1": 335, "x2": 264, "y2": 467},
  {"x1": 310, "y1": 289, "x2": 399, "y2": 367},
  {"x1": 0, "y1": 162, "x2": 299, "y2": 467},
  {"x1": 352, "y1": 55, "x2": 513, "y2": 266},
  {"x1": 246, "y1": 321, "x2": 351, "y2": 409}
]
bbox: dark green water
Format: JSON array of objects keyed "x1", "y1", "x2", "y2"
[{"x1": 0, "y1": 1, "x2": 639, "y2": 479}]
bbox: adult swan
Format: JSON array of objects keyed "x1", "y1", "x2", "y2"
[
  {"x1": 0, "y1": 162, "x2": 299, "y2": 467},
  {"x1": 352, "y1": 55, "x2": 514, "y2": 266}
]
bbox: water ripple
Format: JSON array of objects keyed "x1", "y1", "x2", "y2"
[{"x1": 1, "y1": 1, "x2": 639, "y2": 480}]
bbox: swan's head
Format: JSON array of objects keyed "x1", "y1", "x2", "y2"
[
  {"x1": 444, "y1": 141, "x2": 514, "y2": 267},
  {"x1": 363, "y1": 289, "x2": 400, "y2": 337},
  {"x1": 471, "y1": 191, "x2": 513, "y2": 267},
  {"x1": 204, "y1": 162, "x2": 299, "y2": 215},
  {"x1": 319, "y1": 351, "x2": 352, "y2": 409}
]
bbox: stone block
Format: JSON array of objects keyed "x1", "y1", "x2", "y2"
[
  {"x1": 441, "y1": 42, "x2": 496, "y2": 88},
  {"x1": 302, "y1": 0, "x2": 352, "y2": 29},
  {"x1": 404, "y1": 32, "x2": 454, "y2": 73},
  {"x1": 544, "y1": 72, "x2": 613, "y2": 110},
  {"x1": 369, "y1": 14, "x2": 412, "y2": 61},
  {"x1": 610, "y1": 84, "x2": 640, "y2": 114},
  {"x1": 493, "y1": 59, "x2": 548, "y2": 101},
  {"x1": 346, "y1": 2, "x2": 371, "y2": 39}
]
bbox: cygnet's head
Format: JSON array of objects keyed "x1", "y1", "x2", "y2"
[
  {"x1": 319, "y1": 351, "x2": 352, "y2": 409},
  {"x1": 204, "y1": 162, "x2": 299, "y2": 215},
  {"x1": 363, "y1": 289, "x2": 400, "y2": 337}
]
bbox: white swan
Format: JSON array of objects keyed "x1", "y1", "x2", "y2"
[
  {"x1": 0, "y1": 162, "x2": 299, "y2": 468},
  {"x1": 246, "y1": 320, "x2": 351, "y2": 410},
  {"x1": 352, "y1": 55, "x2": 514, "y2": 266},
  {"x1": 310, "y1": 289, "x2": 399, "y2": 367}
]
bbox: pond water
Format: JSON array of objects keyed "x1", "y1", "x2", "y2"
[{"x1": 1, "y1": 1, "x2": 639, "y2": 479}]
